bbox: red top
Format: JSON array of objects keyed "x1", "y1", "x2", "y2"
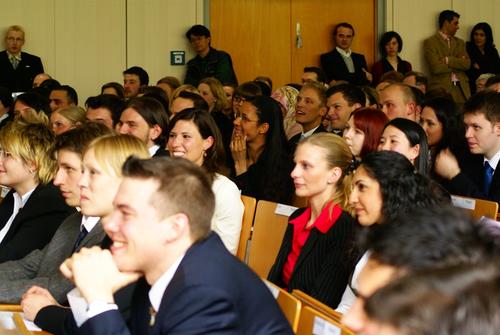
[{"x1": 282, "y1": 202, "x2": 342, "y2": 285}]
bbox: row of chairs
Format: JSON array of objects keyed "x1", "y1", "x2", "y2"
[{"x1": 263, "y1": 279, "x2": 354, "y2": 334}]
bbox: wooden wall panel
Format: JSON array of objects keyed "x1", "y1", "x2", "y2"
[
  {"x1": 291, "y1": 0, "x2": 375, "y2": 84},
  {"x1": 210, "y1": 0, "x2": 292, "y2": 88}
]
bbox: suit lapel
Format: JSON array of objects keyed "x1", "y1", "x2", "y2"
[
  {"x1": 291, "y1": 230, "x2": 320, "y2": 281},
  {"x1": 75, "y1": 219, "x2": 105, "y2": 251}
]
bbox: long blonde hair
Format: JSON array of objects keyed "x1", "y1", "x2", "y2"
[{"x1": 298, "y1": 133, "x2": 355, "y2": 214}]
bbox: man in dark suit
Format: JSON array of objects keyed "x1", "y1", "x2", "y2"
[
  {"x1": 0, "y1": 123, "x2": 111, "y2": 304},
  {"x1": 289, "y1": 82, "x2": 328, "y2": 153},
  {"x1": 434, "y1": 91, "x2": 500, "y2": 206},
  {"x1": 0, "y1": 25, "x2": 44, "y2": 93},
  {"x1": 325, "y1": 83, "x2": 365, "y2": 135},
  {"x1": 61, "y1": 157, "x2": 292, "y2": 334},
  {"x1": 320, "y1": 22, "x2": 371, "y2": 86}
]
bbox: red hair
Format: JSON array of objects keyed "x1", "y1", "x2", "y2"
[{"x1": 351, "y1": 108, "x2": 388, "y2": 158}]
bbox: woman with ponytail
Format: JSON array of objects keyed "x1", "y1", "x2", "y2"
[{"x1": 268, "y1": 133, "x2": 357, "y2": 308}]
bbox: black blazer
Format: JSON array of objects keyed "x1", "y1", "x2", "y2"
[
  {"x1": 268, "y1": 208, "x2": 357, "y2": 308},
  {"x1": 152, "y1": 147, "x2": 169, "y2": 158},
  {"x1": 320, "y1": 48, "x2": 369, "y2": 85},
  {"x1": 0, "y1": 183, "x2": 75, "y2": 262},
  {"x1": 288, "y1": 124, "x2": 327, "y2": 156},
  {"x1": 79, "y1": 233, "x2": 292, "y2": 335},
  {"x1": 0, "y1": 50, "x2": 44, "y2": 92},
  {"x1": 448, "y1": 155, "x2": 500, "y2": 207}
]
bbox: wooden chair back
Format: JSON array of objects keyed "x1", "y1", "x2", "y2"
[
  {"x1": 296, "y1": 306, "x2": 354, "y2": 335},
  {"x1": 247, "y1": 200, "x2": 295, "y2": 277},
  {"x1": 451, "y1": 195, "x2": 499, "y2": 220},
  {"x1": 263, "y1": 279, "x2": 302, "y2": 332},
  {"x1": 237, "y1": 195, "x2": 256, "y2": 261},
  {"x1": 292, "y1": 289, "x2": 342, "y2": 322}
]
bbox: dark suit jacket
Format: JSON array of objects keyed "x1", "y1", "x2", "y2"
[
  {"x1": 152, "y1": 147, "x2": 169, "y2": 158},
  {"x1": 80, "y1": 233, "x2": 293, "y2": 335},
  {"x1": 0, "y1": 183, "x2": 75, "y2": 262},
  {"x1": 320, "y1": 48, "x2": 369, "y2": 85},
  {"x1": 448, "y1": 155, "x2": 500, "y2": 207},
  {"x1": 288, "y1": 124, "x2": 326, "y2": 156},
  {"x1": 268, "y1": 208, "x2": 357, "y2": 308},
  {"x1": 0, "y1": 50, "x2": 44, "y2": 92}
]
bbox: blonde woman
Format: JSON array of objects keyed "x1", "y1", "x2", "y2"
[{"x1": 50, "y1": 106, "x2": 86, "y2": 135}]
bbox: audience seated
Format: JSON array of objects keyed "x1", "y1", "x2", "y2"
[
  {"x1": 342, "y1": 205, "x2": 499, "y2": 333},
  {"x1": 434, "y1": 90, "x2": 500, "y2": 206},
  {"x1": 301, "y1": 66, "x2": 328, "y2": 86},
  {"x1": 268, "y1": 133, "x2": 357, "y2": 308},
  {"x1": 156, "y1": 76, "x2": 181, "y2": 101},
  {"x1": 169, "y1": 90, "x2": 208, "y2": 117},
  {"x1": 254, "y1": 76, "x2": 273, "y2": 92},
  {"x1": 167, "y1": 108, "x2": 243, "y2": 254},
  {"x1": 123, "y1": 66, "x2": 148, "y2": 99},
  {"x1": 379, "y1": 83, "x2": 419, "y2": 121},
  {"x1": 343, "y1": 107, "x2": 388, "y2": 161},
  {"x1": 336, "y1": 151, "x2": 444, "y2": 313},
  {"x1": 0, "y1": 119, "x2": 75, "y2": 262},
  {"x1": 101, "y1": 82, "x2": 125, "y2": 99},
  {"x1": 49, "y1": 106, "x2": 86, "y2": 135},
  {"x1": 0, "y1": 123, "x2": 110, "y2": 304},
  {"x1": 231, "y1": 95, "x2": 294, "y2": 204},
  {"x1": 49, "y1": 85, "x2": 77, "y2": 112},
  {"x1": 232, "y1": 81, "x2": 263, "y2": 118},
  {"x1": 325, "y1": 83, "x2": 365, "y2": 135},
  {"x1": 13, "y1": 91, "x2": 50, "y2": 119},
  {"x1": 403, "y1": 71, "x2": 428, "y2": 94},
  {"x1": 379, "y1": 118, "x2": 429, "y2": 175},
  {"x1": 32, "y1": 73, "x2": 51, "y2": 89},
  {"x1": 60, "y1": 157, "x2": 291, "y2": 334},
  {"x1": 485, "y1": 74, "x2": 500, "y2": 92}
]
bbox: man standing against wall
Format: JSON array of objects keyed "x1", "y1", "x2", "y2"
[
  {"x1": 424, "y1": 10, "x2": 470, "y2": 104},
  {"x1": 184, "y1": 25, "x2": 238, "y2": 87},
  {"x1": 320, "y1": 22, "x2": 371, "y2": 86},
  {"x1": 0, "y1": 25, "x2": 44, "y2": 93}
]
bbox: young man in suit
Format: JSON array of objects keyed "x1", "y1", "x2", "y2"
[
  {"x1": 320, "y1": 22, "x2": 371, "y2": 86},
  {"x1": 435, "y1": 90, "x2": 500, "y2": 205},
  {"x1": 0, "y1": 123, "x2": 110, "y2": 304},
  {"x1": 61, "y1": 157, "x2": 292, "y2": 334},
  {"x1": 423, "y1": 10, "x2": 470, "y2": 103},
  {"x1": 0, "y1": 25, "x2": 44, "y2": 93}
]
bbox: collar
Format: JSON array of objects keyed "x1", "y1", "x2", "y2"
[
  {"x1": 336, "y1": 47, "x2": 352, "y2": 57},
  {"x1": 81, "y1": 215, "x2": 100, "y2": 233},
  {"x1": 148, "y1": 254, "x2": 185, "y2": 312},
  {"x1": 302, "y1": 125, "x2": 320, "y2": 138},
  {"x1": 485, "y1": 150, "x2": 500, "y2": 171},
  {"x1": 13, "y1": 186, "x2": 37, "y2": 209},
  {"x1": 0, "y1": 113, "x2": 10, "y2": 123},
  {"x1": 7, "y1": 51, "x2": 21, "y2": 60},
  {"x1": 438, "y1": 30, "x2": 450, "y2": 41},
  {"x1": 290, "y1": 201, "x2": 342, "y2": 234},
  {"x1": 148, "y1": 144, "x2": 160, "y2": 157}
]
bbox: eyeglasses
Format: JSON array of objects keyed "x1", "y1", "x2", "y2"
[
  {"x1": 7, "y1": 37, "x2": 23, "y2": 43},
  {"x1": 0, "y1": 149, "x2": 12, "y2": 159},
  {"x1": 233, "y1": 95, "x2": 247, "y2": 104},
  {"x1": 233, "y1": 111, "x2": 258, "y2": 123}
]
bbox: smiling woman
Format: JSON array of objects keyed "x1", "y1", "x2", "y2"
[{"x1": 268, "y1": 133, "x2": 357, "y2": 308}]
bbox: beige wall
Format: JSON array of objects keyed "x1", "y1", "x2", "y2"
[
  {"x1": 0, "y1": 0, "x2": 204, "y2": 103},
  {"x1": 384, "y1": 0, "x2": 500, "y2": 76}
]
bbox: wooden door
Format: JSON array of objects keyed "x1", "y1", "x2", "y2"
[{"x1": 210, "y1": 0, "x2": 376, "y2": 88}]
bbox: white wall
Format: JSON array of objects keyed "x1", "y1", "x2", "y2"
[
  {"x1": 0, "y1": 0, "x2": 204, "y2": 103},
  {"x1": 384, "y1": 0, "x2": 500, "y2": 76}
]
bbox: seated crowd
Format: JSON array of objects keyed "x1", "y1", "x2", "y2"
[{"x1": 0, "y1": 9, "x2": 498, "y2": 334}]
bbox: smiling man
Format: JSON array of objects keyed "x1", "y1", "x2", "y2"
[
  {"x1": 0, "y1": 25, "x2": 44, "y2": 93},
  {"x1": 435, "y1": 90, "x2": 500, "y2": 205},
  {"x1": 325, "y1": 83, "x2": 365, "y2": 135},
  {"x1": 184, "y1": 24, "x2": 238, "y2": 87},
  {"x1": 61, "y1": 157, "x2": 292, "y2": 334}
]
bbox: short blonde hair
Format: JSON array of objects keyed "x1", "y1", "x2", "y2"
[
  {"x1": 5, "y1": 25, "x2": 24, "y2": 40},
  {"x1": 54, "y1": 106, "x2": 86, "y2": 126},
  {"x1": 0, "y1": 119, "x2": 56, "y2": 184},
  {"x1": 19, "y1": 108, "x2": 49, "y2": 126},
  {"x1": 84, "y1": 134, "x2": 149, "y2": 177}
]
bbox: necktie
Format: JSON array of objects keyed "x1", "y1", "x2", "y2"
[
  {"x1": 483, "y1": 161, "x2": 494, "y2": 195},
  {"x1": 10, "y1": 57, "x2": 19, "y2": 70},
  {"x1": 72, "y1": 226, "x2": 88, "y2": 252}
]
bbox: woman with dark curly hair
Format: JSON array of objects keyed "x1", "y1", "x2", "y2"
[{"x1": 336, "y1": 151, "x2": 445, "y2": 313}]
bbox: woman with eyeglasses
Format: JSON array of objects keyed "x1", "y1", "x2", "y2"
[
  {"x1": 0, "y1": 118, "x2": 75, "y2": 262},
  {"x1": 231, "y1": 95, "x2": 294, "y2": 204}
]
